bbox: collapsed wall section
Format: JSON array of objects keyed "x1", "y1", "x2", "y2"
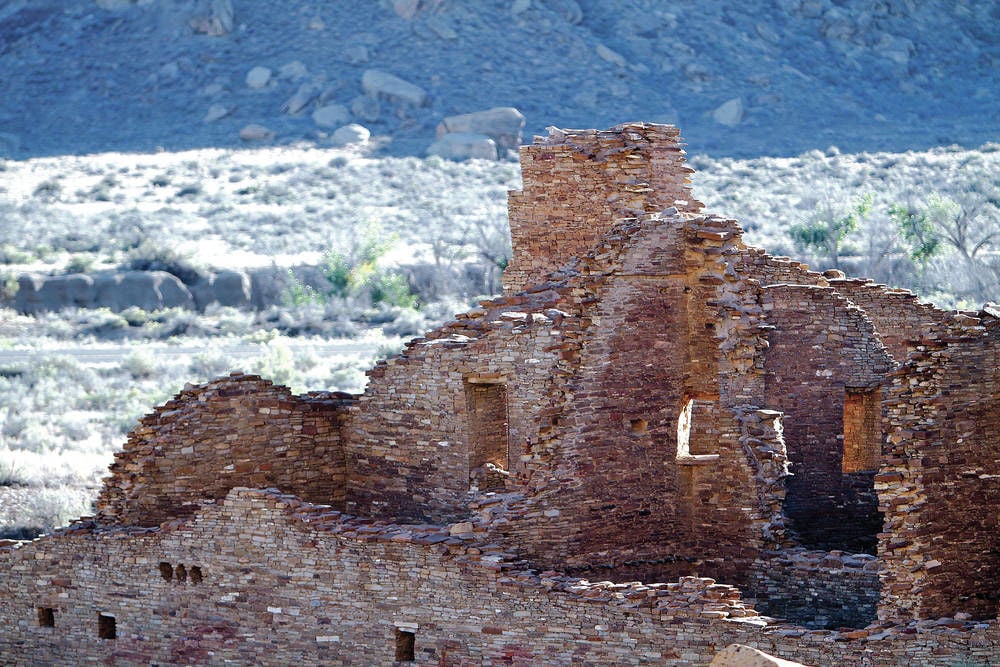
[
  {"x1": 96, "y1": 374, "x2": 353, "y2": 527},
  {"x1": 761, "y1": 285, "x2": 893, "y2": 554},
  {"x1": 504, "y1": 122, "x2": 703, "y2": 294},
  {"x1": 828, "y1": 279, "x2": 952, "y2": 363},
  {"x1": 880, "y1": 312, "x2": 1000, "y2": 621},
  {"x1": 342, "y1": 291, "x2": 576, "y2": 523}
]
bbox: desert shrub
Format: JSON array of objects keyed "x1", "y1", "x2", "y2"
[
  {"x1": 0, "y1": 271, "x2": 18, "y2": 301},
  {"x1": 250, "y1": 339, "x2": 297, "y2": 387},
  {"x1": 175, "y1": 183, "x2": 203, "y2": 198},
  {"x1": 76, "y1": 309, "x2": 129, "y2": 339},
  {"x1": 0, "y1": 244, "x2": 34, "y2": 264},
  {"x1": 281, "y1": 271, "x2": 325, "y2": 307},
  {"x1": 0, "y1": 455, "x2": 27, "y2": 487},
  {"x1": 32, "y1": 178, "x2": 62, "y2": 201},
  {"x1": 370, "y1": 272, "x2": 418, "y2": 309},
  {"x1": 189, "y1": 348, "x2": 236, "y2": 379},
  {"x1": 64, "y1": 254, "x2": 97, "y2": 274},
  {"x1": 87, "y1": 174, "x2": 120, "y2": 202},
  {"x1": 121, "y1": 351, "x2": 158, "y2": 379},
  {"x1": 123, "y1": 241, "x2": 208, "y2": 285},
  {"x1": 326, "y1": 359, "x2": 368, "y2": 393}
]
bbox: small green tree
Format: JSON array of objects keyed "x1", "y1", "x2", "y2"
[
  {"x1": 789, "y1": 193, "x2": 874, "y2": 269},
  {"x1": 888, "y1": 201, "x2": 942, "y2": 292},
  {"x1": 321, "y1": 222, "x2": 418, "y2": 308}
]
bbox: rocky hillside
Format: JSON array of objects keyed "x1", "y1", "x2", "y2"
[{"x1": 0, "y1": 0, "x2": 996, "y2": 160}]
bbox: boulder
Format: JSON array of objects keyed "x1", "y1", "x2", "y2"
[
  {"x1": 312, "y1": 104, "x2": 350, "y2": 128},
  {"x1": 212, "y1": 270, "x2": 252, "y2": 308},
  {"x1": 190, "y1": 0, "x2": 234, "y2": 35},
  {"x1": 712, "y1": 97, "x2": 744, "y2": 127},
  {"x1": 436, "y1": 107, "x2": 525, "y2": 151},
  {"x1": 203, "y1": 104, "x2": 231, "y2": 123},
  {"x1": 595, "y1": 43, "x2": 627, "y2": 68},
  {"x1": 278, "y1": 60, "x2": 309, "y2": 81},
  {"x1": 245, "y1": 66, "x2": 272, "y2": 89},
  {"x1": 283, "y1": 83, "x2": 319, "y2": 115},
  {"x1": 392, "y1": 0, "x2": 420, "y2": 19},
  {"x1": 350, "y1": 95, "x2": 380, "y2": 122},
  {"x1": 710, "y1": 644, "x2": 809, "y2": 667},
  {"x1": 15, "y1": 273, "x2": 94, "y2": 314},
  {"x1": 427, "y1": 133, "x2": 498, "y2": 160},
  {"x1": 95, "y1": 271, "x2": 193, "y2": 312},
  {"x1": 239, "y1": 124, "x2": 274, "y2": 142},
  {"x1": 331, "y1": 124, "x2": 371, "y2": 147},
  {"x1": 156, "y1": 272, "x2": 195, "y2": 309},
  {"x1": 361, "y1": 70, "x2": 428, "y2": 107}
]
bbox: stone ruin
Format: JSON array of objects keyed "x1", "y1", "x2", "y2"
[{"x1": 3, "y1": 122, "x2": 1000, "y2": 665}]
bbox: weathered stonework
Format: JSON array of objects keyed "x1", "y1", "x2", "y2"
[{"x1": 3, "y1": 122, "x2": 1000, "y2": 665}]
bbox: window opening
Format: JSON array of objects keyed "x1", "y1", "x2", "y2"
[
  {"x1": 159, "y1": 562, "x2": 173, "y2": 581},
  {"x1": 98, "y1": 614, "x2": 116, "y2": 639},
  {"x1": 190, "y1": 566, "x2": 203, "y2": 584},
  {"x1": 465, "y1": 379, "x2": 510, "y2": 491},
  {"x1": 175, "y1": 564, "x2": 187, "y2": 583},
  {"x1": 843, "y1": 387, "x2": 881, "y2": 472},
  {"x1": 37, "y1": 607, "x2": 55, "y2": 627},
  {"x1": 676, "y1": 399, "x2": 694, "y2": 458},
  {"x1": 395, "y1": 628, "x2": 415, "y2": 662},
  {"x1": 676, "y1": 395, "x2": 720, "y2": 463},
  {"x1": 630, "y1": 418, "x2": 648, "y2": 434}
]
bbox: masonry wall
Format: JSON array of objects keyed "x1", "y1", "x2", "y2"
[
  {"x1": 828, "y1": 279, "x2": 952, "y2": 363},
  {"x1": 4, "y1": 489, "x2": 1000, "y2": 666},
  {"x1": 504, "y1": 123, "x2": 703, "y2": 294},
  {"x1": 761, "y1": 285, "x2": 893, "y2": 554},
  {"x1": 880, "y1": 315, "x2": 1000, "y2": 621},
  {"x1": 489, "y1": 214, "x2": 784, "y2": 587},
  {"x1": 749, "y1": 549, "x2": 880, "y2": 629},
  {"x1": 342, "y1": 291, "x2": 574, "y2": 523},
  {"x1": 96, "y1": 374, "x2": 353, "y2": 527}
]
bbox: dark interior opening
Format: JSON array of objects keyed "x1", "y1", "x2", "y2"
[
  {"x1": 395, "y1": 628, "x2": 415, "y2": 662},
  {"x1": 159, "y1": 562, "x2": 173, "y2": 580},
  {"x1": 98, "y1": 613, "x2": 116, "y2": 640},
  {"x1": 190, "y1": 565, "x2": 203, "y2": 584},
  {"x1": 37, "y1": 607, "x2": 55, "y2": 627},
  {"x1": 465, "y1": 380, "x2": 509, "y2": 491}
]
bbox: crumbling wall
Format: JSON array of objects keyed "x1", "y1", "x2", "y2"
[
  {"x1": 761, "y1": 285, "x2": 892, "y2": 554},
  {"x1": 827, "y1": 279, "x2": 952, "y2": 363},
  {"x1": 880, "y1": 313, "x2": 1000, "y2": 621},
  {"x1": 3, "y1": 489, "x2": 999, "y2": 666},
  {"x1": 504, "y1": 123, "x2": 703, "y2": 294},
  {"x1": 749, "y1": 549, "x2": 880, "y2": 629},
  {"x1": 490, "y1": 212, "x2": 782, "y2": 586},
  {"x1": 96, "y1": 374, "x2": 353, "y2": 527},
  {"x1": 342, "y1": 290, "x2": 575, "y2": 523}
]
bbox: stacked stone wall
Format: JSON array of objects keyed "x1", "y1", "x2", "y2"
[
  {"x1": 828, "y1": 279, "x2": 952, "y2": 363},
  {"x1": 3, "y1": 490, "x2": 1000, "y2": 666},
  {"x1": 342, "y1": 286, "x2": 578, "y2": 523},
  {"x1": 761, "y1": 285, "x2": 892, "y2": 554},
  {"x1": 504, "y1": 122, "x2": 703, "y2": 294},
  {"x1": 749, "y1": 549, "x2": 880, "y2": 629},
  {"x1": 96, "y1": 374, "x2": 352, "y2": 527},
  {"x1": 880, "y1": 314, "x2": 1000, "y2": 621}
]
